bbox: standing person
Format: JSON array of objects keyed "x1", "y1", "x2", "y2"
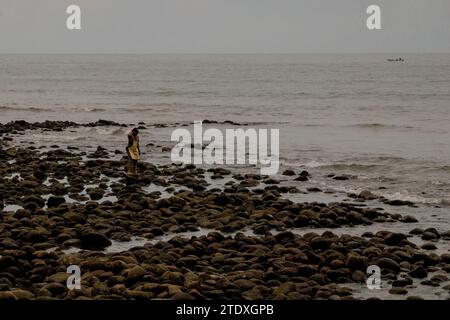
[{"x1": 126, "y1": 128, "x2": 140, "y2": 176}]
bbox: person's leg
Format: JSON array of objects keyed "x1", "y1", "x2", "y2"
[
  {"x1": 127, "y1": 161, "x2": 133, "y2": 175},
  {"x1": 132, "y1": 160, "x2": 138, "y2": 176},
  {"x1": 126, "y1": 148, "x2": 133, "y2": 175}
]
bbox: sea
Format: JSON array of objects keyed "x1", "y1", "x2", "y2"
[{"x1": 1, "y1": 54, "x2": 449, "y2": 205}]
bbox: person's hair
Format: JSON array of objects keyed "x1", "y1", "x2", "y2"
[{"x1": 132, "y1": 128, "x2": 139, "y2": 134}]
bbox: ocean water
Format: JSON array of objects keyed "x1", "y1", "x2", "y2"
[{"x1": 1, "y1": 54, "x2": 449, "y2": 208}]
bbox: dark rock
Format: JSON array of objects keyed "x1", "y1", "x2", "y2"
[
  {"x1": 310, "y1": 237, "x2": 332, "y2": 250},
  {"x1": 23, "y1": 195, "x2": 45, "y2": 208},
  {"x1": 409, "y1": 228, "x2": 423, "y2": 235},
  {"x1": 47, "y1": 196, "x2": 66, "y2": 208},
  {"x1": 345, "y1": 253, "x2": 368, "y2": 271},
  {"x1": 333, "y1": 175, "x2": 349, "y2": 181},
  {"x1": 421, "y1": 243, "x2": 437, "y2": 250},
  {"x1": 408, "y1": 266, "x2": 427, "y2": 279},
  {"x1": 376, "y1": 258, "x2": 400, "y2": 272},
  {"x1": 23, "y1": 230, "x2": 48, "y2": 243},
  {"x1": 421, "y1": 232, "x2": 438, "y2": 241},
  {"x1": 384, "y1": 233, "x2": 407, "y2": 246},
  {"x1": 392, "y1": 278, "x2": 413, "y2": 287},
  {"x1": 402, "y1": 215, "x2": 418, "y2": 223},
  {"x1": 79, "y1": 232, "x2": 112, "y2": 250},
  {"x1": 387, "y1": 199, "x2": 413, "y2": 206},
  {"x1": 358, "y1": 190, "x2": 377, "y2": 201},
  {"x1": 389, "y1": 287, "x2": 408, "y2": 295},
  {"x1": 274, "y1": 231, "x2": 295, "y2": 243},
  {"x1": 171, "y1": 292, "x2": 195, "y2": 300},
  {"x1": 282, "y1": 170, "x2": 296, "y2": 176}
]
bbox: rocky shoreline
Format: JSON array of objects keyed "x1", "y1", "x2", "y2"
[{"x1": 0, "y1": 121, "x2": 449, "y2": 300}]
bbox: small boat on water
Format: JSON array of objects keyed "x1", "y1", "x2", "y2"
[{"x1": 387, "y1": 57, "x2": 405, "y2": 62}]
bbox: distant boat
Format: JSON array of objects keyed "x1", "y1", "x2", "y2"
[{"x1": 387, "y1": 57, "x2": 405, "y2": 62}]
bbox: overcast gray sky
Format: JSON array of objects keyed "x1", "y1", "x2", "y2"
[{"x1": 0, "y1": 0, "x2": 449, "y2": 53}]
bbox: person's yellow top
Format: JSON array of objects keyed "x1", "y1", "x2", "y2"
[{"x1": 128, "y1": 133, "x2": 140, "y2": 160}]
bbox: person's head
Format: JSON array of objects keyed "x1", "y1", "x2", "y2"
[{"x1": 132, "y1": 128, "x2": 139, "y2": 136}]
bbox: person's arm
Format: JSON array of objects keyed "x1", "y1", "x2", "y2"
[
  {"x1": 127, "y1": 134, "x2": 133, "y2": 148},
  {"x1": 136, "y1": 136, "x2": 141, "y2": 154}
]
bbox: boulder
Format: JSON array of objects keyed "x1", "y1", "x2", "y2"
[
  {"x1": 47, "y1": 196, "x2": 66, "y2": 208},
  {"x1": 125, "y1": 266, "x2": 146, "y2": 282},
  {"x1": 408, "y1": 266, "x2": 427, "y2": 279},
  {"x1": 282, "y1": 170, "x2": 296, "y2": 176},
  {"x1": 79, "y1": 232, "x2": 112, "y2": 250},
  {"x1": 358, "y1": 190, "x2": 377, "y2": 201},
  {"x1": 376, "y1": 258, "x2": 400, "y2": 272},
  {"x1": 384, "y1": 233, "x2": 407, "y2": 246}
]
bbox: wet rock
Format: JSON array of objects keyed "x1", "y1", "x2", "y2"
[
  {"x1": 392, "y1": 278, "x2": 413, "y2": 287},
  {"x1": 161, "y1": 271, "x2": 184, "y2": 286},
  {"x1": 273, "y1": 282, "x2": 296, "y2": 296},
  {"x1": 409, "y1": 228, "x2": 423, "y2": 235},
  {"x1": 345, "y1": 253, "x2": 368, "y2": 271},
  {"x1": 310, "y1": 237, "x2": 332, "y2": 250},
  {"x1": 408, "y1": 266, "x2": 427, "y2": 279},
  {"x1": 47, "y1": 196, "x2": 66, "y2": 208},
  {"x1": 402, "y1": 215, "x2": 418, "y2": 223},
  {"x1": 79, "y1": 232, "x2": 112, "y2": 250},
  {"x1": 48, "y1": 272, "x2": 69, "y2": 284},
  {"x1": 358, "y1": 190, "x2": 377, "y2": 201},
  {"x1": 421, "y1": 232, "x2": 438, "y2": 241},
  {"x1": 430, "y1": 274, "x2": 449, "y2": 283},
  {"x1": 375, "y1": 258, "x2": 400, "y2": 272},
  {"x1": 351, "y1": 270, "x2": 366, "y2": 282},
  {"x1": 274, "y1": 231, "x2": 295, "y2": 243},
  {"x1": 264, "y1": 178, "x2": 279, "y2": 185},
  {"x1": 441, "y1": 230, "x2": 450, "y2": 240},
  {"x1": 0, "y1": 292, "x2": 18, "y2": 300},
  {"x1": 233, "y1": 279, "x2": 256, "y2": 291},
  {"x1": 43, "y1": 283, "x2": 67, "y2": 296},
  {"x1": 333, "y1": 175, "x2": 349, "y2": 181},
  {"x1": 299, "y1": 170, "x2": 309, "y2": 177},
  {"x1": 171, "y1": 292, "x2": 195, "y2": 300},
  {"x1": 441, "y1": 254, "x2": 450, "y2": 264},
  {"x1": 389, "y1": 287, "x2": 408, "y2": 295},
  {"x1": 386, "y1": 199, "x2": 413, "y2": 206},
  {"x1": 421, "y1": 243, "x2": 437, "y2": 250},
  {"x1": 420, "y1": 279, "x2": 440, "y2": 287},
  {"x1": 242, "y1": 289, "x2": 263, "y2": 300},
  {"x1": 23, "y1": 195, "x2": 45, "y2": 208},
  {"x1": 23, "y1": 230, "x2": 48, "y2": 243},
  {"x1": 282, "y1": 170, "x2": 296, "y2": 176},
  {"x1": 9, "y1": 290, "x2": 34, "y2": 300},
  {"x1": 125, "y1": 266, "x2": 146, "y2": 282},
  {"x1": 88, "y1": 188, "x2": 104, "y2": 201},
  {"x1": 384, "y1": 233, "x2": 407, "y2": 246},
  {"x1": 406, "y1": 296, "x2": 424, "y2": 300},
  {"x1": 330, "y1": 259, "x2": 345, "y2": 269},
  {"x1": 126, "y1": 290, "x2": 153, "y2": 300}
]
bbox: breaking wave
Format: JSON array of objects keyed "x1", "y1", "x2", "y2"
[
  {"x1": 87, "y1": 127, "x2": 126, "y2": 135},
  {"x1": 346, "y1": 123, "x2": 414, "y2": 129},
  {"x1": 0, "y1": 106, "x2": 51, "y2": 112}
]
